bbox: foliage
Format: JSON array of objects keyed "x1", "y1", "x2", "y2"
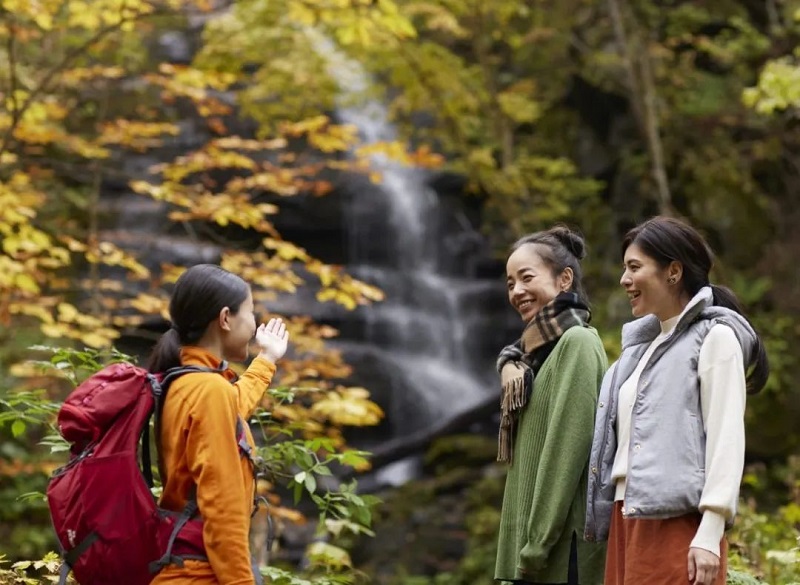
[
  {"x1": 725, "y1": 569, "x2": 765, "y2": 585},
  {"x1": 742, "y1": 6, "x2": 800, "y2": 116},
  {"x1": 377, "y1": 467, "x2": 792, "y2": 585},
  {"x1": 1, "y1": 345, "x2": 382, "y2": 583},
  {"x1": 729, "y1": 458, "x2": 800, "y2": 584},
  {"x1": 744, "y1": 57, "x2": 800, "y2": 115},
  {"x1": 729, "y1": 500, "x2": 800, "y2": 584},
  {"x1": 0, "y1": 0, "x2": 424, "y2": 571},
  {"x1": 349, "y1": 0, "x2": 800, "y2": 459},
  {"x1": 4, "y1": 0, "x2": 800, "y2": 580},
  {"x1": 0, "y1": 552, "x2": 64, "y2": 585},
  {"x1": 351, "y1": 0, "x2": 607, "y2": 245},
  {"x1": 0, "y1": 0, "x2": 184, "y2": 348},
  {"x1": 0, "y1": 0, "x2": 399, "y2": 353}
]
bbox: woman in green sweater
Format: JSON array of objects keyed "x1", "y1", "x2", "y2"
[{"x1": 495, "y1": 226, "x2": 607, "y2": 585}]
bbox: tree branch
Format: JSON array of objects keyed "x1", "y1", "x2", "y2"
[
  {"x1": 88, "y1": 84, "x2": 112, "y2": 315},
  {"x1": 636, "y1": 31, "x2": 671, "y2": 214},
  {"x1": 0, "y1": 5, "x2": 177, "y2": 158},
  {"x1": 765, "y1": 0, "x2": 782, "y2": 33},
  {"x1": 471, "y1": 1, "x2": 514, "y2": 169},
  {"x1": 5, "y1": 18, "x2": 19, "y2": 138},
  {"x1": 606, "y1": 0, "x2": 672, "y2": 214}
]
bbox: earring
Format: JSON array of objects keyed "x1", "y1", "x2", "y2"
[{"x1": 668, "y1": 277, "x2": 677, "y2": 285}]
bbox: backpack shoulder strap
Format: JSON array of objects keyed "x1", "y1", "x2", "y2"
[
  {"x1": 153, "y1": 361, "x2": 229, "y2": 399},
  {"x1": 149, "y1": 362, "x2": 229, "y2": 488}
]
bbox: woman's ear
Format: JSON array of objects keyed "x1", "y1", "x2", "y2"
[
  {"x1": 667, "y1": 261, "x2": 683, "y2": 285},
  {"x1": 559, "y1": 267, "x2": 574, "y2": 292},
  {"x1": 218, "y1": 306, "x2": 232, "y2": 331}
]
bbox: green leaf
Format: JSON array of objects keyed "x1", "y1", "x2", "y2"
[
  {"x1": 304, "y1": 473, "x2": 317, "y2": 494},
  {"x1": 11, "y1": 419, "x2": 26, "y2": 437},
  {"x1": 293, "y1": 481, "x2": 303, "y2": 505},
  {"x1": 306, "y1": 542, "x2": 352, "y2": 569},
  {"x1": 17, "y1": 491, "x2": 46, "y2": 503},
  {"x1": 298, "y1": 450, "x2": 314, "y2": 468}
]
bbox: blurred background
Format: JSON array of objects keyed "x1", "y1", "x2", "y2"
[{"x1": 1, "y1": 0, "x2": 799, "y2": 583}]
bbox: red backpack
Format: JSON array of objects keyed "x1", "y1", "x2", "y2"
[{"x1": 46, "y1": 361, "x2": 247, "y2": 585}]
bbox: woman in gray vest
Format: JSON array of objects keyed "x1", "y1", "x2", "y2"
[
  {"x1": 495, "y1": 226, "x2": 607, "y2": 585},
  {"x1": 585, "y1": 216, "x2": 769, "y2": 585}
]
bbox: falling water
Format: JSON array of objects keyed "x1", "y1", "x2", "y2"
[{"x1": 310, "y1": 33, "x2": 505, "y2": 448}]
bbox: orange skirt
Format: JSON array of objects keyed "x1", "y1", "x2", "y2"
[{"x1": 605, "y1": 501, "x2": 727, "y2": 585}]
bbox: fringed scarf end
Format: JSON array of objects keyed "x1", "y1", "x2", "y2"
[
  {"x1": 498, "y1": 373, "x2": 527, "y2": 464},
  {"x1": 497, "y1": 415, "x2": 513, "y2": 463}
]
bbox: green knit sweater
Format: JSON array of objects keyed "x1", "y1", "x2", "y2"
[{"x1": 495, "y1": 326, "x2": 607, "y2": 584}]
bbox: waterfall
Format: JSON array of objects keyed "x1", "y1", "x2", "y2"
[
  {"x1": 96, "y1": 30, "x2": 517, "y2": 483},
  {"x1": 310, "y1": 34, "x2": 511, "y2": 458}
]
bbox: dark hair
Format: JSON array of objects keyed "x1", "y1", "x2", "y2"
[
  {"x1": 622, "y1": 216, "x2": 769, "y2": 394},
  {"x1": 146, "y1": 264, "x2": 250, "y2": 373},
  {"x1": 511, "y1": 225, "x2": 589, "y2": 305}
]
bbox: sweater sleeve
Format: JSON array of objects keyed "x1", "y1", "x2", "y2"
[
  {"x1": 690, "y1": 324, "x2": 746, "y2": 557},
  {"x1": 185, "y1": 377, "x2": 255, "y2": 585},
  {"x1": 232, "y1": 356, "x2": 276, "y2": 419},
  {"x1": 518, "y1": 328, "x2": 606, "y2": 573}
]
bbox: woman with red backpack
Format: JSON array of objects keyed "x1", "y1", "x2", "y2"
[{"x1": 148, "y1": 264, "x2": 289, "y2": 585}]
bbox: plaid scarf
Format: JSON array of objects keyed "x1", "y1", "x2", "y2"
[{"x1": 496, "y1": 291, "x2": 591, "y2": 463}]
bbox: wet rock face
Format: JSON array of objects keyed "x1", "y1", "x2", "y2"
[{"x1": 102, "y1": 164, "x2": 516, "y2": 475}]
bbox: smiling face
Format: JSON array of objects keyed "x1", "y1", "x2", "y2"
[
  {"x1": 621, "y1": 243, "x2": 687, "y2": 321},
  {"x1": 506, "y1": 245, "x2": 568, "y2": 323}
]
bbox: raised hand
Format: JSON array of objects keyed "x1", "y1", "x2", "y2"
[{"x1": 255, "y1": 317, "x2": 289, "y2": 363}]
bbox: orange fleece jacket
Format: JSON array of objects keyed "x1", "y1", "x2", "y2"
[{"x1": 151, "y1": 347, "x2": 276, "y2": 585}]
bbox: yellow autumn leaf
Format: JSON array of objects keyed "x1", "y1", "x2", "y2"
[
  {"x1": 57, "y1": 303, "x2": 80, "y2": 322},
  {"x1": 282, "y1": 115, "x2": 329, "y2": 136},
  {"x1": 112, "y1": 315, "x2": 145, "y2": 327},
  {"x1": 9, "y1": 361, "x2": 45, "y2": 378},
  {"x1": 316, "y1": 288, "x2": 337, "y2": 303},
  {"x1": 306, "y1": 542, "x2": 352, "y2": 569},
  {"x1": 60, "y1": 236, "x2": 88, "y2": 252},
  {"x1": 79, "y1": 331, "x2": 114, "y2": 348},
  {"x1": 311, "y1": 390, "x2": 384, "y2": 426},
  {"x1": 263, "y1": 238, "x2": 310, "y2": 262},
  {"x1": 287, "y1": 2, "x2": 317, "y2": 25},
  {"x1": 13, "y1": 273, "x2": 39, "y2": 293},
  {"x1": 129, "y1": 293, "x2": 168, "y2": 315},
  {"x1": 336, "y1": 291, "x2": 358, "y2": 310},
  {"x1": 9, "y1": 302, "x2": 54, "y2": 324},
  {"x1": 270, "y1": 505, "x2": 307, "y2": 525},
  {"x1": 40, "y1": 322, "x2": 69, "y2": 338},
  {"x1": 498, "y1": 90, "x2": 542, "y2": 125},
  {"x1": 342, "y1": 387, "x2": 372, "y2": 400}
]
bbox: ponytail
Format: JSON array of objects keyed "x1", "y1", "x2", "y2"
[
  {"x1": 146, "y1": 328, "x2": 182, "y2": 374},
  {"x1": 146, "y1": 326, "x2": 182, "y2": 486},
  {"x1": 710, "y1": 284, "x2": 770, "y2": 395}
]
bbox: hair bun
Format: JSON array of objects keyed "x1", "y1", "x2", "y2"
[{"x1": 549, "y1": 226, "x2": 586, "y2": 260}]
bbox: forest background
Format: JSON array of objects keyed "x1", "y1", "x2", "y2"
[{"x1": 1, "y1": 0, "x2": 800, "y2": 584}]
